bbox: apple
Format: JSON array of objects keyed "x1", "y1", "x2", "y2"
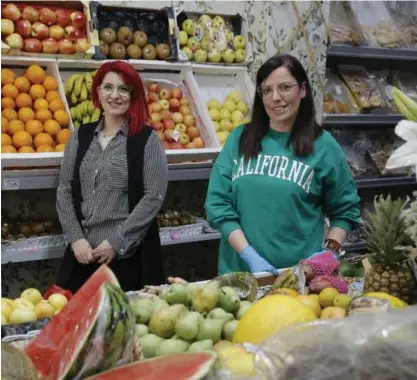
[
  {"x1": 70, "y1": 11, "x2": 86, "y2": 29},
  {"x1": 148, "y1": 83, "x2": 160, "y2": 94},
  {"x1": 3, "y1": 3, "x2": 21, "y2": 21},
  {"x1": 234, "y1": 35, "x2": 246, "y2": 50},
  {"x1": 6, "y1": 33, "x2": 24, "y2": 49},
  {"x1": 64, "y1": 25, "x2": 77, "y2": 41},
  {"x1": 163, "y1": 119, "x2": 175, "y2": 130},
  {"x1": 212, "y1": 15, "x2": 225, "y2": 29},
  {"x1": 39, "y1": 8, "x2": 56, "y2": 26},
  {"x1": 207, "y1": 98, "x2": 222, "y2": 110},
  {"x1": 21, "y1": 288, "x2": 43, "y2": 305},
  {"x1": 228, "y1": 90, "x2": 242, "y2": 103},
  {"x1": 75, "y1": 38, "x2": 90, "y2": 53},
  {"x1": 174, "y1": 123, "x2": 187, "y2": 133},
  {"x1": 148, "y1": 92, "x2": 159, "y2": 103},
  {"x1": 235, "y1": 49, "x2": 246, "y2": 63},
  {"x1": 186, "y1": 142, "x2": 197, "y2": 149},
  {"x1": 220, "y1": 119, "x2": 233, "y2": 132},
  {"x1": 162, "y1": 141, "x2": 171, "y2": 149},
  {"x1": 15, "y1": 20, "x2": 32, "y2": 38},
  {"x1": 232, "y1": 110, "x2": 244, "y2": 123},
  {"x1": 149, "y1": 102, "x2": 161, "y2": 113},
  {"x1": 164, "y1": 129, "x2": 174, "y2": 142},
  {"x1": 180, "y1": 97, "x2": 190, "y2": 105},
  {"x1": 216, "y1": 131, "x2": 229, "y2": 145},
  {"x1": 223, "y1": 99, "x2": 236, "y2": 112},
  {"x1": 187, "y1": 37, "x2": 200, "y2": 52},
  {"x1": 34, "y1": 300, "x2": 55, "y2": 319},
  {"x1": 236, "y1": 101, "x2": 248, "y2": 114},
  {"x1": 159, "y1": 99, "x2": 169, "y2": 110},
  {"x1": 179, "y1": 30, "x2": 188, "y2": 46},
  {"x1": 181, "y1": 46, "x2": 193, "y2": 60},
  {"x1": 320, "y1": 306, "x2": 346, "y2": 320},
  {"x1": 179, "y1": 106, "x2": 191, "y2": 115},
  {"x1": 192, "y1": 137, "x2": 205, "y2": 148},
  {"x1": 219, "y1": 108, "x2": 231, "y2": 121},
  {"x1": 49, "y1": 25, "x2": 65, "y2": 40},
  {"x1": 187, "y1": 126, "x2": 200, "y2": 140},
  {"x1": 172, "y1": 112, "x2": 184, "y2": 124},
  {"x1": 222, "y1": 48, "x2": 235, "y2": 64},
  {"x1": 169, "y1": 98, "x2": 180, "y2": 112},
  {"x1": 22, "y1": 6, "x2": 39, "y2": 22},
  {"x1": 160, "y1": 109, "x2": 172, "y2": 120},
  {"x1": 156, "y1": 131, "x2": 164, "y2": 141},
  {"x1": 194, "y1": 49, "x2": 207, "y2": 63},
  {"x1": 182, "y1": 19, "x2": 195, "y2": 36},
  {"x1": 160, "y1": 88, "x2": 172, "y2": 100},
  {"x1": 1, "y1": 19, "x2": 14, "y2": 36},
  {"x1": 48, "y1": 293, "x2": 68, "y2": 311},
  {"x1": 178, "y1": 133, "x2": 190, "y2": 145},
  {"x1": 24, "y1": 38, "x2": 42, "y2": 53},
  {"x1": 150, "y1": 113, "x2": 162, "y2": 123},
  {"x1": 208, "y1": 48, "x2": 221, "y2": 63},
  {"x1": 55, "y1": 9, "x2": 71, "y2": 27},
  {"x1": 59, "y1": 38, "x2": 76, "y2": 54},
  {"x1": 209, "y1": 109, "x2": 220, "y2": 121},
  {"x1": 213, "y1": 121, "x2": 220, "y2": 131},
  {"x1": 223, "y1": 29, "x2": 235, "y2": 43},
  {"x1": 184, "y1": 115, "x2": 196, "y2": 127},
  {"x1": 32, "y1": 22, "x2": 49, "y2": 40},
  {"x1": 170, "y1": 142, "x2": 184, "y2": 150},
  {"x1": 42, "y1": 38, "x2": 59, "y2": 53},
  {"x1": 151, "y1": 122, "x2": 164, "y2": 131},
  {"x1": 171, "y1": 88, "x2": 183, "y2": 100},
  {"x1": 12, "y1": 298, "x2": 34, "y2": 310}
]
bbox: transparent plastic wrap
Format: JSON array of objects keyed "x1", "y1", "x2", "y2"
[
  {"x1": 369, "y1": 70, "x2": 398, "y2": 113},
  {"x1": 349, "y1": 1, "x2": 406, "y2": 48},
  {"x1": 210, "y1": 306, "x2": 417, "y2": 380},
  {"x1": 323, "y1": 69, "x2": 360, "y2": 114},
  {"x1": 328, "y1": 1, "x2": 363, "y2": 46},
  {"x1": 393, "y1": 71, "x2": 417, "y2": 103},
  {"x1": 338, "y1": 65, "x2": 389, "y2": 113},
  {"x1": 386, "y1": 1, "x2": 417, "y2": 48}
]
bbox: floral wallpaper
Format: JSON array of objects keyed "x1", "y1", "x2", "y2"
[{"x1": 1, "y1": 1, "x2": 331, "y2": 297}]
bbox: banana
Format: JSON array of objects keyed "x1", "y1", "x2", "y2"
[
  {"x1": 80, "y1": 83, "x2": 88, "y2": 102},
  {"x1": 91, "y1": 70, "x2": 97, "y2": 78},
  {"x1": 64, "y1": 74, "x2": 78, "y2": 96},
  {"x1": 74, "y1": 120, "x2": 80, "y2": 128},
  {"x1": 71, "y1": 92, "x2": 78, "y2": 106},
  {"x1": 70, "y1": 107, "x2": 77, "y2": 121},
  {"x1": 88, "y1": 101, "x2": 96, "y2": 115},
  {"x1": 83, "y1": 115, "x2": 91, "y2": 124},
  {"x1": 85, "y1": 72, "x2": 93, "y2": 93},
  {"x1": 392, "y1": 87, "x2": 417, "y2": 121},
  {"x1": 72, "y1": 74, "x2": 84, "y2": 98},
  {"x1": 82, "y1": 101, "x2": 89, "y2": 116},
  {"x1": 91, "y1": 108, "x2": 101, "y2": 122}
]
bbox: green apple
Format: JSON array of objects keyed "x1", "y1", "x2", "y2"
[
  {"x1": 208, "y1": 48, "x2": 222, "y2": 63},
  {"x1": 21, "y1": 288, "x2": 43, "y2": 305},
  {"x1": 232, "y1": 120, "x2": 242, "y2": 129},
  {"x1": 227, "y1": 90, "x2": 242, "y2": 103},
  {"x1": 201, "y1": 35, "x2": 211, "y2": 51},
  {"x1": 236, "y1": 101, "x2": 248, "y2": 114},
  {"x1": 179, "y1": 31, "x2": 188, "y2": 46},
  {"x1": 207, "y1": 98, "x2": 222, "y2": 110},
  {"x1": 194, "y1": 49, "x2": 207, "y2": 63},
  {"x1": 234, "y1": 35, "x2": 246, "y2": 49},
  {"x1": 232, "y1": 110, "x2": 244, "y2": 123},
  {"x1": 216, "y1": 131, "x2": 229, "y2": 145},
  {"x1": 212, "y1": 15, "x2": 225, "y2": 29},
  {"x1": 219, "y1": 119, "x2": 232, "y2": 132},
  {"x1": 223, "y1": 29, "x2": 234, "y2": 43},
  {"x1": 213, "y1": 121, "x2": 221, "y2": 132},
  {"x1": 187, "y1": 37, "x2": 201, "y2": 52},
  {"x1": 181, "y1": 46, "x2": 193, "y2": 60},
  {"x1": 198, "y1": 14, "x2": 212, "y2": 28},
  {"x1": 182, "y1": 19, "x2": 196, "y2": 36},
  {"x1": 209, "y1": 108, "x2": 220, "y2": 121},
  {"x1": 222, "y1": 48, "x2": 235, "y2": 64},
  {"x1": 235, "y1": 48, "x2": 246, "y2": 63},
  {"x1": 223, "y1": 99, "x2": 236, "y2": 112},
  {"x1": 219, "y1": 108, "x2": 231, "y2": 121}
]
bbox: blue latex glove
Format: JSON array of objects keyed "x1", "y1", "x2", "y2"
[
  {"x1": 240, "y1": 246, "x2": 280, "y2": 275},
  {"x1": 308, "y1": 249, "x2": 338, "y2": 260}
]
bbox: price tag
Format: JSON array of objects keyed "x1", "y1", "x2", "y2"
[
  {"x1": 172, "y1": 129, "x2": 180, "y2": 142},
  {"x1": 335, "y1": 85, "x2": 342, "y2": 95},
  {"x1": 2, "y1": 178, "x2": 20, "y2": 190}
]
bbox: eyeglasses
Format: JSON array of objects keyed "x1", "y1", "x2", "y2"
[
  {"x1": 257, "y1": 83, "x2": 301, "y2": 99},
  {"x1": 99, "y1": 83, "x2": 132, "y2": 97}
]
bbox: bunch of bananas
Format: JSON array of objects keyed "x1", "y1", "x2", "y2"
[
  {"x1": 70, "y1": 100, "x2": 101, "y2": 128},
  {"x1": 64, "y1": 70, "x2": 97, "y2": 106},
  {"x1": 392, "y1": 87, "x2": 417, "y2": 121}
]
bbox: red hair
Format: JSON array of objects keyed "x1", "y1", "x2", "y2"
[{"x1": 92, "y1": 60, "x2": 149, "y2": 135}]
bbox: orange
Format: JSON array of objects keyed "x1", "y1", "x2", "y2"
[
  {"x1": 2, "y1": 108, "x2": 17, "y2": 121},
  {"x1": 18, "y1": 107, "x2": 35, "y2": 123},
  {"x1": 56, "y1": 128, "x2": 71, "y2": 145},
  {"x1": 1, "y1": 133, "x2": 12, "y2": 146},
  {"x1": 1, "y1": 69, "x2": 15, "y2": 86},
  {"x1": 45, "y1": 90, "x2": 60, "y2": 103},
  {"x1": 1, "y1": 145, "x2": 17, "y2": 153},
  {"x1": 49, "y1": 99, "x2": 65, "y2": 113},
  {"x1": 36, "y1": 145, "x2": 54, "y2": 153},
  {"x1": 26, "y1": 65, "x2": 46, "y2": 84},
  {"x1": 25, "y1": 120, "x2": 43, "y2": 136},
  {"x1": 36, "y1": 108, "x2": 52, "y2": 123},
  {"x1": 8, "y1": 119, "x2": 25, "y2": 135},
  {"x1": 55, "y1": 143, "x2": 66, "y2": 152},
  {"x1": 1, "y1": 97, "x2": 15, "y2": 110},
  {"x1": 44, "y1": 119, "x2": 61, "y2": 136},
  {"x1": 42, "y1": 76, "x2": 58, "y2": 91},
  {"x1": 2, "y1": 84, "x2": 19, "y2": 99},
  {"x1": 34, "y1": 132, "x2": 54, "y2": 148},
  {"x1": 54, "y1": 110, "x2": 70, "y2": 127},
  {"x1": 14, "y1": 76, "x2": 31, "y2": 93},
  {"x1": 2, "y1": 117, "x2": 9, "y2": 133},
  {"x1": 15, "y1": 93, "x2": 33, "y2": 109},
  {"x1": 12, "y1": 130, "x2": 33, "y2": 148},
  {"x1": 29, "y1": 84, "x2": 46, "y2": 100},
  {"x1": 19, "y1": 146, "x2": 35, "y2": 153},
  {"x1": 34, "y1": 98, "x2": 49, "y2": 111}
]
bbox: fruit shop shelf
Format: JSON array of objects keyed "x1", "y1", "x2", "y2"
[
  {"x1": 323, "y1": 114, "x2": 404, "y2": 126},
  {"x1": 356, "y1": 176, "x2": 417, "y2": 189}
]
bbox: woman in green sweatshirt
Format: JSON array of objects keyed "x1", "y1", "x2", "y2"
[{"x1": 205, "y1": 54, "x2": 360, "y2": 275}]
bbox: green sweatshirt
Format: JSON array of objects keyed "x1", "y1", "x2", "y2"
[{"x1": 205, "y1": 126, "x2": 360, "y2": 275}]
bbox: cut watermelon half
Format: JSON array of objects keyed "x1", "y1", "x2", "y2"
[
  {"x1": 86, "y1": 352, "x2": 217, "y2": 380},
  {"x1": 25, "y1": 265, "x2": 119, "y2": 379}
]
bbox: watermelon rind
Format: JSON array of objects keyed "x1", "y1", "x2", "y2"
[{"x1": 85, "y1": 351, "x2": 218, "y2": 380}]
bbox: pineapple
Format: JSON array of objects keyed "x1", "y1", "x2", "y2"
[
  {"x1": 404, "y1": 191, "x2": 417, "y2": 246},
  {"x1": 363, "y1": 194, "x2": 417, "y2": 303}
]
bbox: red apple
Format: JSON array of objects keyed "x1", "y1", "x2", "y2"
[
  {"x1": 59, "y1": 38, "x2": 75, "y2": 54},
  {"x1": 15, "y1": 20, "x2": 32, "y2": 38},
  {"x1": 5, "y1": 33, "x2": 23, "y2": 49},
  {"x1": 22, "y1": 6, "x2": 39, "y2": 22},
  {"x1": 2, "y1": 3, "x2": 21, "y2": 21},
  {"x1": 171, "y1": 88, "x2": 183, "y2": 99},
  {"x1": 149, "y1": 102, "x2": 161, "y2": 113},
  {"x1": 32, "y1": 22, "x2": 49, "y2": 40},
  {"x1": 162, "y1": 141, "x2": 171, "y2": 149},
  {"x1": 162, "y1": 119, "x2": 175, "y2": 130},
  {"x1": 42, "y1": 38, "x2": 59, "y2": 53},
  {"x1": 164, "y1": 129, "x2": 174, "y2": 143},
  {"x1": 148, "y1": 92, "x2": 159, "y2": 103},
  {"x1": 172, "y1": 112, "x2": 184, "y2": 124},
  {"x1": 169, "y1": 98, "x2": 181, "y2": 112},
  {"x1": 24, "y1": 38, "x2": 42, "y2": 53},
  {"x1": 160, "y1": 88, "x2": 172, "y2": 100},
  {"x1": 160, "y1": 109, "x2": 172, "y2": 120},
  {"x1": 156, "y1": 131, "x2": 164, "y2": 141},
  {"x1": 49, "y1": 25, "x2": 65, "y2": 40},
  {"x1": 184, "y1": 115, "x2": 196, "y2": 127},
  {"x1": 180, "y1": 106, "x2": 191, "y2": 115},
  {"x1": 150, "y1": 113, "x2": 162, "y2": 123},
  {"x1": 171, "y1": 142, "x2": 184, "y2": 149},
  {"x1": 74, "y1": 28, "x2": 84, "y2": 39},
  {"x1": 39, "y1": 8, "x2": 56, "y2": 26},
  {"x1": 70, "y1": 11, "x2": 86, "y2": 29},
  {"x1": 148, "y1": 83, "x2": 160, "y2": 94},
  {"x1": 151, "y1": 122, "x2": 164, "y2": 131},
  {"x1": 75, "y1": 38, "x2": 90, "y2": 53},
  {"x1": 64, "y1": 25, "x2": 77, "y2": 41},
  {"x1": 1, "y1": 19, "x2": 14, "y2": 36},
  {"x1": 159, "y1": 99, "x2": 169, "y2": 110},
  {"x1": 180, "y1": 97, "x2": 190, "y2": 106},
  {"x1": 55, "y1": 9, "x2": 71, "y2": 27}
]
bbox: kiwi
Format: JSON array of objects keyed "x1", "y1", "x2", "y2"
[
  {"x1": 99, "y1": 40, "x2": 110, "y2": 57},
  {"x1": 117, "y1": 26, "x2": 133, "y2": 46},
  {"x1": 100, "y1": 28, "x2": 116, "y2": 44},
  {"x1": 156, "y1": 43, "x2": 171, "y2": 60},
  {"x1": 142, "y1": 44, "x2": 157, "y2": 60},
  {"x1": 127, "y1": 44, "x2": 142, "y2": 59},
  {"x1": 133, "y1": 31, "x2": 148, "y2": 47},
  {"x1": 110, "y1": 42, "x2": 126, "y2": 59}
]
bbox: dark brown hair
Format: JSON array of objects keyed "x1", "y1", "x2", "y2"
[{"x1": 239, "y1": 54, "x2": 322, "y2": 158}]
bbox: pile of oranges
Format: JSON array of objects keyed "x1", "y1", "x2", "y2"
[{"x1": 1, "y1": 65, "x2": 71, "y2": 154}]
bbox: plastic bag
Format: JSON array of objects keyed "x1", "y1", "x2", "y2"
[
  {"x1": 385, "y1": 1, "x2": 417, "y2": 48},
  {"x1": 369, "y1": 70, "x2": 398, "y2": 113},
  {"x1": 210, "y1": 306, "x2": 417, "y2": 380},
  {"x1": 328, "y1": 1, "x2": 363, "y2": 46},
  {"x1": 393, "y1": 71, "x2": 417, "y2": 103},
  {"x1": 323, "y1": 69, "x2": 360, "y2": 114}
]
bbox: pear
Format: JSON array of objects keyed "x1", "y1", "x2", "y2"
[
  {"x1": 235, "y1": 301, "x2": 252, "y2": 320},
  {"x1": 196, "y1": 319, "x2": 224, "y2": 344},
  {"x1": 219, "y1": 286, "x2": 241, "y2": 313},
  {"x1": 207, "y1": 308, "x2": 234, "y2": 322},
  {"x1": 153, "y1": 298, "x2": 169, "y2": 311},
  {"x1": 192, "y1": 280, "x2": 220, "y2": 314},
  {"x1": 188, "y1": 339, "x2": 214, "y2": 352},
  {"x1": 164, "y1": 284, "x2": 188, "y2": 305},
  {"x1": 135, "y1": 324, "x2": 149, "y2": 338},
  {"x1": 175, "y1": 311, "x2": 203, "y2": 341},
  {"x1": 155, "y1": 339, "x2": 190, "y2": 356},
  {"x1": 132, "y1": 299, "x2": 154, "y2": 324},
  {"x1": 223, "y1": 320, "x2": 239, "y2": 341},
  {"x1": 186, "y1": 283, "x2": 201, "y2": 306},
  {"x1": 140, "y1": 334, "x2": 164, "y2": 358},
  {"x1": 149, "y1": 304, "x2": 187, "y2": 338}
]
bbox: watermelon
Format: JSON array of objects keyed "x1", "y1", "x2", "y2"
[
  {"x1": 25, "y1": 265, "x2": 135, "y2": 380},
  {"x1": 86, "y1": 352, "x2": 217, "y2": 380}
]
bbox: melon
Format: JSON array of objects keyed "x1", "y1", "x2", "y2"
[
  {"x1": 86, "y1": 352, "x2": 217, "y2": 380},
  {"x1": 25, "y1": 265, "x2": 135, "y2": 379}
]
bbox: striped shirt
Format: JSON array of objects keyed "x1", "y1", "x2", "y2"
[{"x1": 56, "y1": 120, "x2": 168, "y2": 258}]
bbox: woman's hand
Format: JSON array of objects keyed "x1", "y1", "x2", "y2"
[
  {"x1": 72, "y1": 239, "x2": 93, "y2": 264},
  {"x1": 92, "y1": 240, "x2": 116, "y2": 265},
  {"x1": 240, "y1": 246, "x2": 280, "y2": 275}
]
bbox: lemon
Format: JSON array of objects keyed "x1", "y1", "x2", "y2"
[{"x1": 318, "y1": 288, "x2": 339, "y2": 308}]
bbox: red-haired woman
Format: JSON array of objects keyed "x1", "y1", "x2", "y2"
[{"x1": 56, "y1": 60, "x2": 168, "y2": 293}]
